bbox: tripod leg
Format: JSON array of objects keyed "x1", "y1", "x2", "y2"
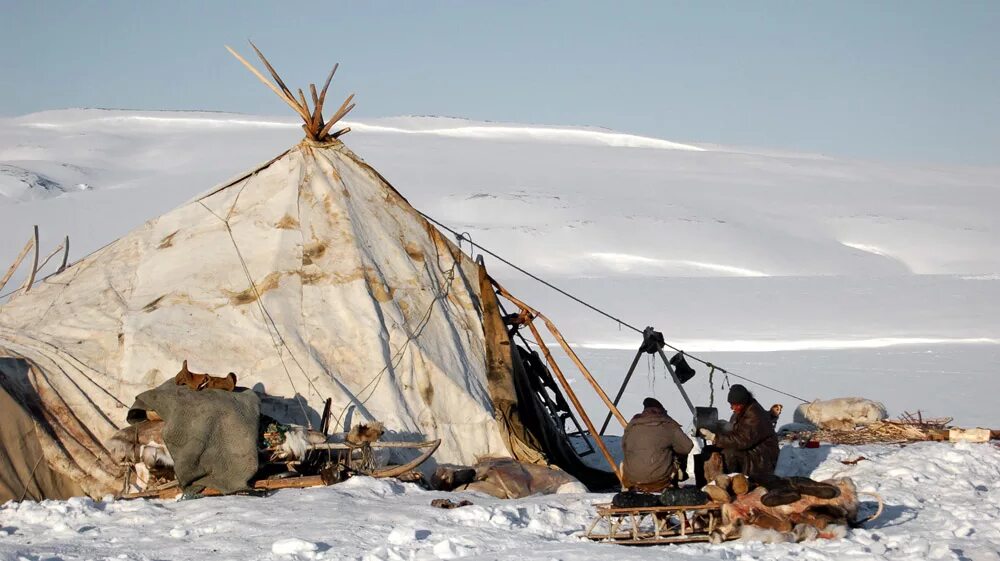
[
  {"x1": 657, "y1": 350, "x2": 696, "y2": 416},
  {"x1": 599, "y1": 347, "x2": 644, "y2": 435}
]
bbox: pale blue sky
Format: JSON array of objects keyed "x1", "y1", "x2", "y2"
[{"x1": 1, "y1": 1, "x2": 997, "y2": 165}]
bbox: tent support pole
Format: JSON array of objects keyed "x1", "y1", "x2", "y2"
[
  {"x1": 541, "y1": 317, "x2": 629, "y2": 429},
  {"x1": 493, "y1": 283, "x2": 628, "y2": 430},
  {"x1": 524, "y1": 319, "x2": 621, "y2": 482}
]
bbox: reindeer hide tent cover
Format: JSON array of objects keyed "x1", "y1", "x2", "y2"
[{"x1": 0, "y1": 47, "x2": 610, "y2": 501}]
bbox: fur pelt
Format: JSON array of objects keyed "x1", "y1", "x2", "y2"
[
  {"x1": 346, "y1": 421, "x2": 385, "y2": 445},
  {"x1": 270, "y1": 425, "x2": 328, "y2": 461},
  {"x1": 105, "y1": 419, "x2": 174, "y2": 469},
  {"x1": 711, "y1": 517, "x2": 846, "y2": 544},
  {"x1": 793, "y1": 397, "x2": 888, "y2": 430},
  {"x1": 174, "y1": 360, "x2": 237, "y2": 392}
]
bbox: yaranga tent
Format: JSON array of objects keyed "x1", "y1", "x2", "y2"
[{"x1": 0, "y1": 46, "x2": 615, "y2": 502}]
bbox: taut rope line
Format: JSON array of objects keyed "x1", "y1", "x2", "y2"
[{"x1": 418, "y1": 211, "x2": 809, "y2": 404}]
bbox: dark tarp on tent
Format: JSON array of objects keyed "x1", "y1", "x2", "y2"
[
  {"x1": 0, "y1": 358, "x2": 86, "y2": 502},
  {"x1": 478, "y1": 268, "x2": 618, "y2": 491}
]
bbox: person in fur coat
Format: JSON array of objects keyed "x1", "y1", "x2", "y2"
[{"x1": 700, "y1": 385, "x2": 779, "y2": 480}]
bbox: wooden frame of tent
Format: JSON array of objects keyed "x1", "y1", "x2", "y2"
[
  {"x1": 0, "y1": 225, "x2": 70, "y2": 297},
  {"x1": 225, "y1": 42, "x2": 354, "y2": 142},
  {"x1": 491, "y1": 280, "x2": 628, "y2": 481}
]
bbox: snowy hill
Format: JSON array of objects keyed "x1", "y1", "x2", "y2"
[{"x1": 0, "y1": 109, "x2": 998, "y2": 427}]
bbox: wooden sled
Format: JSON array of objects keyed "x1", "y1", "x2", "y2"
[
  {"x1": 120, "y1": 439, "x2": 441, "y2": 500},
  {"x1": 303, "y1": 438, "x2": 441, "y2": 477},
  {"x1": 583, "y1": 501, "x2": 727, "y2": 545}
]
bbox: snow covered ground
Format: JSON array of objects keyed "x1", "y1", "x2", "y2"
[
  {"x1": 2, "y1": 441, "x2": 998, "y2": 561},
  {"x1": 1, "y1": 108, "x2": 999, "y2": 559}
]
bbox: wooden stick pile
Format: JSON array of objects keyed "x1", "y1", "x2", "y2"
[
  {"x1": 226, "y1": 42, "x2": 355, "y2": 142},
  {"x1": 805, "y1": 421, "x2": 930, "y2": 445}
]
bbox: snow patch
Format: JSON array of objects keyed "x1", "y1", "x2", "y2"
[
  {"x1": 271, "y1": 537, "x2": 319, "y2": 558},
  {"x1": 586, "y1": 252, "x2": 770, "y2": 277}
]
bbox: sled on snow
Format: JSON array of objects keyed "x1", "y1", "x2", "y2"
[{"x1": 582, "y1": 501, "x2": 728, "y2": 545}]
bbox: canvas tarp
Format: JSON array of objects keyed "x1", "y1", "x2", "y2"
[
  {"x1": 0, "y1": 363, "x2": 85, "y2": 502},
  {"x1": 127, "y1": 383, "x2": 261, "y2": 495}
]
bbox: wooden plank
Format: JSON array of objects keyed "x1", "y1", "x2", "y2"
[{"x1": 0, "y1": 235, "x2": 33, "y2": 294}]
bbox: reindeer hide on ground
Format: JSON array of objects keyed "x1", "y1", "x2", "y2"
[{"x1": 713, "y1": 478, "x2": 858, "y2": 542}]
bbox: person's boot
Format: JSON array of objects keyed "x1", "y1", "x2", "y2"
[
  {"x1": 713, "y1": 474, "x2": 732, "y2": 491},
  {"x1": 788, "y1": 476, "x2": 840, "y2": 499},
  {"x1": 761, "y1": 487, "x2": 802, "y2": 507},
  {"x1": 704, "y1": 452, "x2": 724, "y2": 483},
  {"x1": 703, "y1": 483, "x2": 732, "y2": 503}
]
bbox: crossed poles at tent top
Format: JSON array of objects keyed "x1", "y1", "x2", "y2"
[{"x1": 226, "y1": 42, "x2": 355, "y2": 142}]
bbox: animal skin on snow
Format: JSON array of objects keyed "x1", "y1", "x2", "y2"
[
  {"x1": 793, "y1": 397, "x2": 888, "y2": 430},
  {"x1": 710, "y1": 478, "x2": 858, "y2": 543}
]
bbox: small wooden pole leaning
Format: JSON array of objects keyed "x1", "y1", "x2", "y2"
[
  {"x1": 524, "y1": 318, "x2": 622, "y2": 482},
  {"x1": 0, "y1": 234, "x2": 34, "y2": 294}
]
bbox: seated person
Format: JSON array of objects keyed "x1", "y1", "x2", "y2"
[
  {"x1": 699, "y1": 385, "x2": 779, "y2": 480},
  {"x1": 621, "y1": 397, "x2": 694, "y2": 492}
]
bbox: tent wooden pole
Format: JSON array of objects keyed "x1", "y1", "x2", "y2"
[
  {"x1": 225, "y1": 46, "x2": 311, "y2": 124},
  {"x1": 58, "y1": 236, "x2": 70, "y2": 273},
  {"x1": 0, "y1": 235, "x2": 34, "y2": 294},
  {"x1": 319, "y1": 94, "x2": 355, "y2": 138},
  {"x1": 541, "y1": 316, "x2": 629, "y2": 429},
  {"x1": 317, "y1": 64, "x2": 338, "y2": 114},
  {"x1": 493, "y1": 282, "x2": 628, "y2": 429},
  {"x1": 21, "y1": 225, "x2": 40, "y2": 293},
  {"x1": 249, "y1": 40, "x2": 297, "y2": 104},
  {"x1": 525, "y1": 318, "x2": 621, "y2": 482}
]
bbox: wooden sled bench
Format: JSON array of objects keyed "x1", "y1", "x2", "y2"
[{"x1": 582, "y1": 501, "x2": 727, "y2": 545}]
